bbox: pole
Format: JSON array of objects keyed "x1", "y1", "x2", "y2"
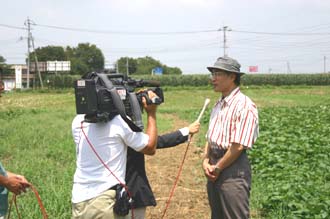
[
  {"x1": 31, "y1": 35, "x2": 44, "y2": 88},
  {"x1": 223, "y1": 26, "x2": 227, "y2": 57},
  {"x1": 24, "y1": 17, "x2": 31, "y2": 89},
  {"x1": 126, "y1": 58, "x2": 129, "y2": 76},
  {"x1": 218, "y1": 26, "x2": 231, "y2": 57},
  {"x1": 324, "y1": 56, "x2": 326, "y2": 73},
  {"x1": 287, "y1": 61, "x2": 292, "y2": 74}
]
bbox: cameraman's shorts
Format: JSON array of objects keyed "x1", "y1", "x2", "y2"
[{"x1": 72, "y1": 189, "x2": 126, "y2": 219}]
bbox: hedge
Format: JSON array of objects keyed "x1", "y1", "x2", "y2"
[{"x1": 44, "y1": 73, "x2": 330, "y2": 88}]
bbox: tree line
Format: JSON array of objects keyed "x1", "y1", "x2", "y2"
[{"x1": 0, "y1": 43, "x2": 182, "y2": 76}]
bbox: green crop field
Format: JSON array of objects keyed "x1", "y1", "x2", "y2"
[{"x1": 0, "y1": 86, "x2": 330, "y2": 218}]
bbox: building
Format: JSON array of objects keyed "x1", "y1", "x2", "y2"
[{"x1": 0, "y1": 64, "x2": 37, "y2": 90}]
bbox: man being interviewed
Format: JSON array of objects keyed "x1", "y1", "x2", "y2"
[
  {"x1": 71, "y1": 90, "x2": 158, "y2": 219},
  {"x1": 203, "y1": 56, "x2": 259, "y2": 219}
]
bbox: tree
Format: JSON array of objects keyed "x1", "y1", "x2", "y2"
[
  {"x1": 30, "y1": 46, "x2": 66, "y2": 61},
  {"x1": 164, "y1": 66, "x2": 182, "y2": 75},
  {"x1": 117, "y1": 57, "x2": 137, "y2": 74},
  {"x1": 0, "y1": 55, "x2": 5, "y2": 64},
  {"x1": 135, "y1": 56, "x2": 162, "y2": 75},
  {"x1": 116, "y1": 56, "x2": 182, "y2": 75},
  {"x1": 66, "y1": 43, "x2": 104, "y2": 75},
  {"x1": 0, "y1": 55, "x2": 9, "y2": 75}
]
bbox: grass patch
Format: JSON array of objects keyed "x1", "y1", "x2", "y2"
[{"x1": 0, "y1": 85, "x2": 329, "y2": 218}]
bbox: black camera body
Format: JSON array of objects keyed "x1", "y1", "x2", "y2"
[{"x1": 74, "y1": 72, "x2": 163, "y2": 130}]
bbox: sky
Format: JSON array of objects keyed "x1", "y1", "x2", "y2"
[{"x1": 1, "y1": 0, "x2": 330, "y2": 74}]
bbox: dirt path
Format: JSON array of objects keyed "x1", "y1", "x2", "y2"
[{"x1": 145, "y1": 114, "x2": 211, "y2": 219}]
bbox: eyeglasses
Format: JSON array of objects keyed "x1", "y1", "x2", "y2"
[{"x1": 210, "y1": 71, "x2": 228, "y2": 78}]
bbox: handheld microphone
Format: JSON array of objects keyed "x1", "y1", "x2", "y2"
[{"x1": 197, "y1": 98, "x2": 211, "y2": 122}]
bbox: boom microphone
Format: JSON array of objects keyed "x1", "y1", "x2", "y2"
[
  {"x1": 127, "y1": 79, "x2": 161, "y2": 87},
  {"x1": 197, "y1": 98, "x2": 210, "y2": 122},
  {"x1": 140, "y1": 79, "x2": 161, "y2": 87}
]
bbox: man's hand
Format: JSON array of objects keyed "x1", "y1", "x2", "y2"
[
  {"x1": 5, "y1": 172, "x2": 31, "y2": 195},
  {"x1": 142, "y1": 90, "x2": 158, "y2": 114},
  {"x1": 141, "y1": 90, "x2": 158, "y2": 155},
  {"x1": 202, "y1": 159, "x2": 217, "y2": 182},
  {"x1": 188, "y1": 121, "x2": 200, "y2": 135}
]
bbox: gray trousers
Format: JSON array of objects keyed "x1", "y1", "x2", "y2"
[
  {"x1": 124, "y1": 207, "x2": 146, "y2": 219},
  {"x1": 207, "y1": 150, "x2": 251, "y2": 219}
]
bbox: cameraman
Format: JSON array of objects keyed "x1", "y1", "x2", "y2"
[
  {"x1": 71, "y1": 90, "x2": 158, "y2": 219},
  {"x1": 125, "y1": 120, "x2": 200, "y2": 219}
]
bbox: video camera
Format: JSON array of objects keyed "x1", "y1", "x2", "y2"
[{"x1": 74, "y1": 72, "x2": 164, "y2": 131}]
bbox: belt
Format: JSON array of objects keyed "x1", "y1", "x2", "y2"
[
  {"x1": 210, "y1": 147, "x2": 227, "y2": 158},
  {"x1": 209, "y1": 145, "x2": 247, "y2": 164}
]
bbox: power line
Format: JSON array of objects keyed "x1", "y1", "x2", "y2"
[
  {"x1": 33, "y1": 23, "x2": 218, "y2": 35},
  {"x1": 0, "y1": 23, "x2": 27, "y2": 30},
  {"x1": 2, "y1": 20, "x2": 330, "y2": 73},
  {"x1": 232, "y1": 29, "x2": 330, "y2": 36},
  {"x1": 3, "y1": 21, "x2": 330, "y2": 36}
]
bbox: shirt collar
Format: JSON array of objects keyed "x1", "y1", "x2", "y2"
[{"x1": 220, "y1": 87, "x2": 240, "y2": 105}]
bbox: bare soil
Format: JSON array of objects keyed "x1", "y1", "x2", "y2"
[{"x1": 145, "y1": 114, "x2": 210, "y2": 219}]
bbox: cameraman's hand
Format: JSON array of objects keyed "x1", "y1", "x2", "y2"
[
  {"x1": 141, "y1": 90, "x2": 158, "y2": 155},
  {"x1": 142, "y1": 90, "x2": 158, "y2": 114}
]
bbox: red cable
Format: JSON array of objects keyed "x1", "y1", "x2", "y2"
[
  {"x1": 7, "y1": 185, "x2": 48, "y2": 219},
  {"x1": 30, "y1": 185, "x2": 48, "y2": 219},
  {"x1": 161, "y1": 134, "x2": 193, "y2": 219},
  {"x1": 7, "y1": 194, "x2": 21, "y2": 219},
  {"x1": 80, "y1": 121, "x2": 135, "y2": 219}
]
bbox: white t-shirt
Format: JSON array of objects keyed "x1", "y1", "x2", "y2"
[{"x1": 71, "y1": 114, "x2": 149, "y2": 203}]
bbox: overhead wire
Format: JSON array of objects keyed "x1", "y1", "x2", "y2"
[
  {"x1": 32, "y1": 23, "x2": 218, "y2": 35},
  {"x1": 0, "y1": 23, "x2": 27, "y2": 30},
  {"x1": 231, "y1": 29, "x2": 330, "y2": 36},
  {"x1": 1, "y1": 21, "x2": 330, "y2": 72},
  {"x1": 228, "y1": 23, "x2": 330, "y2": 70}
]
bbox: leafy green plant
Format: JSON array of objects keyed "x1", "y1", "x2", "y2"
[{"x1": 250, "y1": 105, "x2": 330, "y2": 218}]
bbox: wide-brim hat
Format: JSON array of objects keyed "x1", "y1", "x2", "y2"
[{"x1": 207, "y1": 56, "x2": 245, "y2": 75}]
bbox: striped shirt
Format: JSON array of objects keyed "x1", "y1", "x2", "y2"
[{"x1": 207, "y1": 87, "x2": 259, "y2": 150}]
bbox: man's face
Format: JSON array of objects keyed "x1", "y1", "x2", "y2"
[{"x1": 210, "y1": 70, "x2": 235, "y2": 93}]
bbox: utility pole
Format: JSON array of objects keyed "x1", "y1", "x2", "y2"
[
  {"x1": 324, "y1": 56, "x2": 327, "y2": 73},
  {"x1": 31, "y1": 34, "x2": 43, "y2": 88},
  {"x1": 287, "y1": 61, "x2": 292, "y2": 74},
  {"x1": 126, "y1": 58, "x2": 129, "y2": 76},
  {"x1": 24, "y1": 17, "x2": 43, "y2": 88},
  {"x1": 218, "y1": 26, "x2": 231, "y2": 57},
  {"x1": 24, "y1": 17, "x2": 32, "y2": 89}
]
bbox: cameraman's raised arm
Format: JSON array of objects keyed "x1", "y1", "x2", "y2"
[{"x1": 140, "y1": 91, "x2": 158, "y2": 155}]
